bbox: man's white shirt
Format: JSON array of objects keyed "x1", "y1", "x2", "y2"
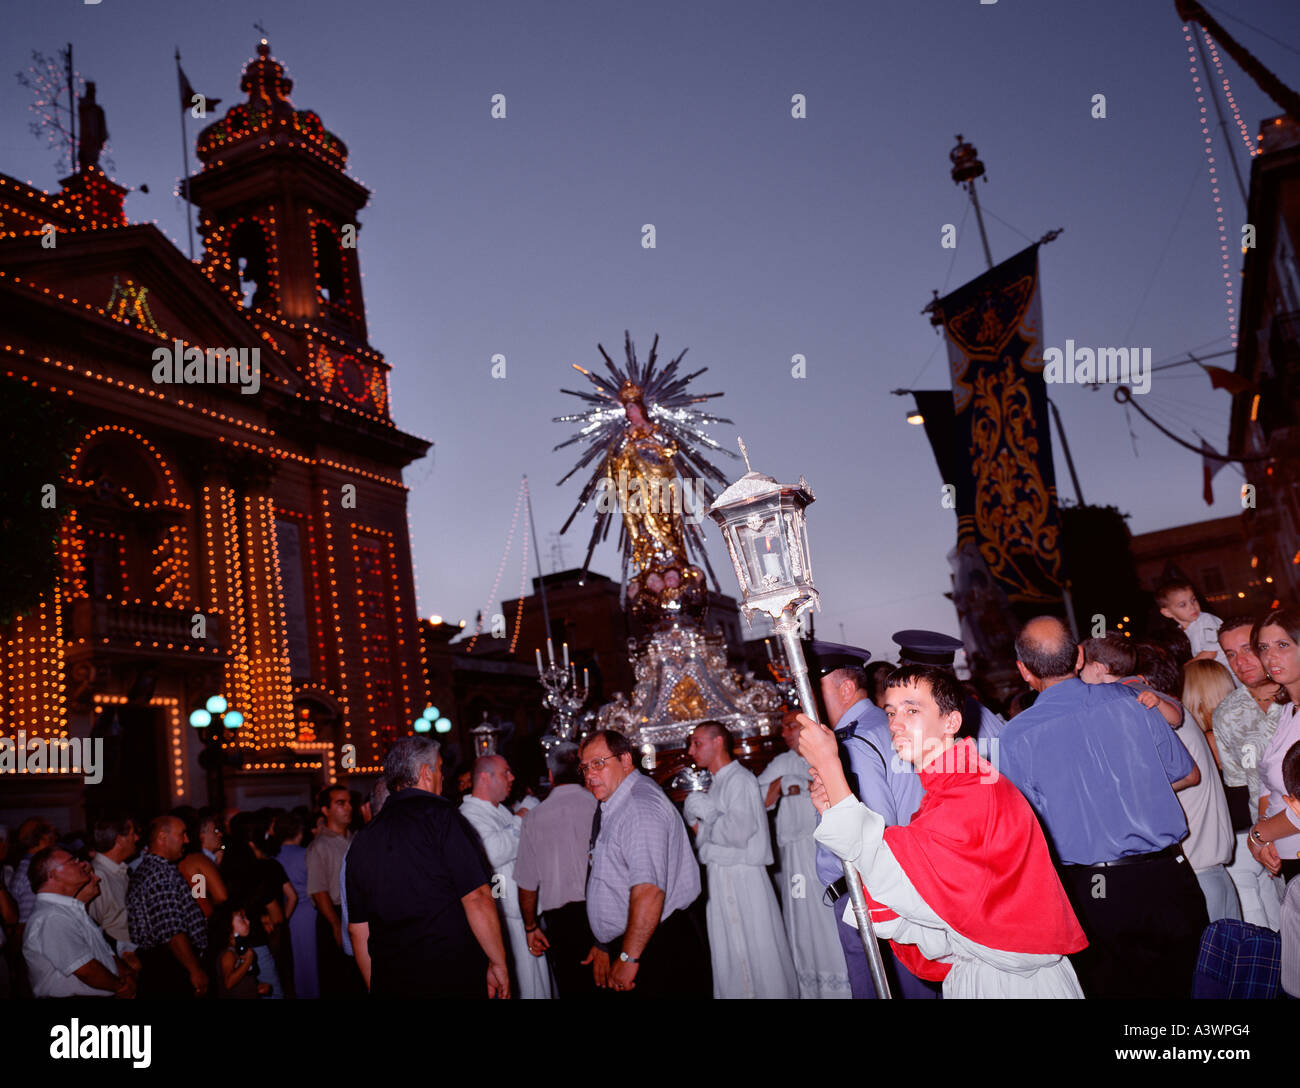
[{"x1": 24, "y1": 892, "x2": 119, "y2": 998}]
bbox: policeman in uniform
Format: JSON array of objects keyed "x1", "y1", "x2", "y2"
[
  {"x1": 892, "y1": 629, "x2": 1006, "y2": 744},
  {"x1": 804, "y1": 640, "x2": 940, "y2": 999}
]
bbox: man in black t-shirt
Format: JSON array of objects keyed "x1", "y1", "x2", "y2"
[{"x1": 346, "y1": 737, "x2": 511, "y2": 998}]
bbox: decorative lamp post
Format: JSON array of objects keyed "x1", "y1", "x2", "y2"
[
  {"x1": 192, "y1": 693, "x2": 245, "y2": 811},
  {"x1": 707, "y1": 438, "x2": 893, "y2": 999}
]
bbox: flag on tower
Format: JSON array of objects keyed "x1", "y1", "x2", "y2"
[{"x1": 176, "y1": 54, "x2": 220, "y2": 114}]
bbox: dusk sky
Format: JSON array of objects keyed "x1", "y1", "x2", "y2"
[{"x1": 5, "y1": 0, "x2": 1298, "y2": 661}]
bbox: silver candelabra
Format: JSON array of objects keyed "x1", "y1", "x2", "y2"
[{"x1": 535, "y1": 638, "x2": 590, "y2": 747}]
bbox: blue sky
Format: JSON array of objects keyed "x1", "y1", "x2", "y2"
[{"x1": 5, "y1": 0, "x2": 1297, "y2": 658}]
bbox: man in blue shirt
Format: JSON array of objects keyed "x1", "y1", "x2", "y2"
[
  {"x1": 806, "y1": 641, "x2": 939, "y2": 999},
  {"x1": 999, "y1": 616, "x2": 1208, "y2": 998}
]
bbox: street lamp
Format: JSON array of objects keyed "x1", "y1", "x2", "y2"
[
  {"x1": 707, "y1": 437, "x2": 893, "y2": 1000},
  {"x1": 191, "y1": 694, "x2": 244, "y2": 811}
]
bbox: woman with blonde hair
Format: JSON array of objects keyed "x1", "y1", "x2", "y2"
[
  {"x1": 1183, "y1": 658, "x2": 1236, "y2": 771},
  {"x1": 1173, "y1": 658, "x2": 1242, "y2": 921}
]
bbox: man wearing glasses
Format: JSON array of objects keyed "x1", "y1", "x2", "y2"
[
  {"x1": 578, "y1": 729, "x2": 709, "y2": 995},
  {"x1": 23, "y1": 847, "x2": 136, "y2": 998}
]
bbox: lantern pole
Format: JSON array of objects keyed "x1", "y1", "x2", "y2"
[
  {"x1": 775, "y1": 615, "x2": 892, "y2": 1000},
  {"x1": 710, "y1": 440, "x2": 892, "y2": 999},
  {"x1": 774, "y1": 613, "x2": 816, "y2": 725}
]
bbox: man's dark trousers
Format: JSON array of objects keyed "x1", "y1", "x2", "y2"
[
  {"x1": 137, "y1": 944, "x2": 193, "y2": 998},
  {"x1": 1058, "y1": 847, "x2": 1210, "y2": 998},
  {"x1": 316, "y1": 912, "x2": 364, "y2": 997},
  {"x1": 609, "y1": 901, "x2": 711, "y2": 998},
  {"x1": 542, "y1": 899, "x2": 596, "y2": 997}
]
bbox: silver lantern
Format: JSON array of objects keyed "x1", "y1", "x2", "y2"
[{"x1": 706, "y1": 438, "x2": 893, "y2": 1000}]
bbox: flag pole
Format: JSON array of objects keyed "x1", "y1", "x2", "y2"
[
  {"x1": 176, "y1": 48, "x2": 195, "y2": 261},
  {"x1": 66, "y1": 43, "x2": 76, "y2": 173}
]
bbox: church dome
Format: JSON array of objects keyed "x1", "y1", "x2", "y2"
[{"x1": 195, "y1": 41, "x2": 348, "y2": 169}]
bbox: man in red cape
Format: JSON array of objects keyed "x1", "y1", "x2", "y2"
[{"x1": 798, "y1": 664, "x2": 1086, "y2": 998}]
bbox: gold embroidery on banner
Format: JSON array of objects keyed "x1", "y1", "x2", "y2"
[
  {"x1": 945, "y1": 274, "x2": 1036, "y2": 414},
  {"x1": 968, "y1": 357, "x2": 1061, "y2": 601}
]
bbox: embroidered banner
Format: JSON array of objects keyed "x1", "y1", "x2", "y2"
[{"x1": 933, "y1": 244, "x2": 1062, "y2": 605}]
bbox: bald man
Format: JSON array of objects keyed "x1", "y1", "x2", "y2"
[
  {"x1": 685, "y1": 721, "x2": 797, "y2": 998},
  {"x1": 461, "y1": 755, "x2": 554, "y2": 999},
  {"x1": 998, "y1": 615, "x2": 1208, "y2": 998},
  {"x1": 126, "y1": 816, "x2": 209, "y2": 997}
]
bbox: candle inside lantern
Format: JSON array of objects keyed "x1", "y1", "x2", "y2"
[{"x1": 761, "y1": 537, "x2": 783, "y2": 578}]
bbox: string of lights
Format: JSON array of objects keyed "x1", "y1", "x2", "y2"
[
  {"x1": 508, "y1": 479, "x2": 532, "y2": 654},
  {"x1": 1200, "y1": 27, "x2": 1259, "y2": 166},
  {"x1": 318, "y1": 491, "x2": 353, "y2": 737},
  {"x1": 1182, "y1": 23, "x2": 1238, "y2": 347},
  {"x1": 465, "y1": 477, "x2": 527, "y2": 655},
  {"x1": 17, "y1": 49, "x2": 88, "y2": 176}
]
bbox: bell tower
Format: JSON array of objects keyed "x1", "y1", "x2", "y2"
[{"x1": 186, "y1": 41, "x2": 369, "y2": 342}]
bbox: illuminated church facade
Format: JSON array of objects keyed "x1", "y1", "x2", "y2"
[{"x1": 0, "y1": 42, "x2": 429, "y2": 825}]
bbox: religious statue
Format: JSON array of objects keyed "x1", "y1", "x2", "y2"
[
  {"x1": 77, "y1": 82, "x2": 108, "y2": 171},
  {"x1": 552, "y1": 333, "x2": 782, "y2": 758},
  {"x1": 607, "y1": 383, "x2": 710, "y2": 619},
  {"x1": 555, "y1": 333, "x2": 733, "y2": 625}
]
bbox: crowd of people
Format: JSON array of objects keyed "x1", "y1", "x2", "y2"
[{"x1": 1, "y1": 580, "x2": 1298, "y2": 1000}]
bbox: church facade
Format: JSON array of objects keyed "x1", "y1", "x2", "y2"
[{"x1": 0, "y1": 42, "x2": 429, "y2": 827}]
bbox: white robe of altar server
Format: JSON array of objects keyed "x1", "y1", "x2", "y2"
[
  {"x1": 460, "y1": 796, "x2": 553, "y2": 1000},
  {"x1": 815, "y1": 796, "x2": 1083, "y2": 998},
  {"x1": 684, "y1": 760, "x2": 798, "y2": 998},
  {"x1": 758, "y1": 750, "x2": 852, "y2": 998}
]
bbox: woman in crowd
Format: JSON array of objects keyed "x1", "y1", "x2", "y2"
[
  {"x1": 1183, "y1": 658, "x2": 1236, "y2": 771},
  {"x1": 275, "y1": 812, "x2": 317, "y2": 999},
  {"x1": 1252, "y1": 609, "x2": 1300, "y2": 885},
  {"x1": 222, "y1": 812, "x2": 293, "y2": 999},
  {"x1": 208, "y1": 904, "x2": 269, "y2": 998},
  {"x1": 173, "y1": 807, "x2": 227, "y2": 919}
]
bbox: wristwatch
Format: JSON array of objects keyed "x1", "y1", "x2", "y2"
[
  {"x1": 619, "y1": 951, "x2": 639, "y2": 964},
  {"x1": 1250, "y1": 825, "x2": 1266, "y2": 846}
]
